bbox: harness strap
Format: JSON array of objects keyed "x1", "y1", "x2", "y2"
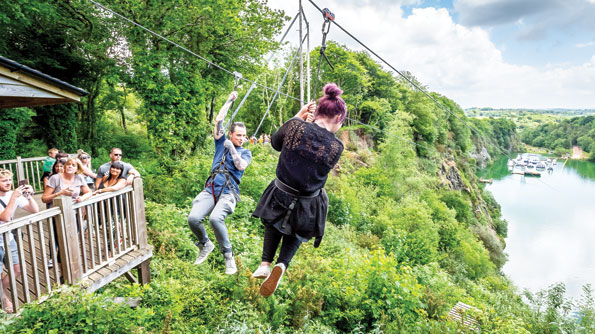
[
  {"x1": 274, "y1": 178, "x2": 320, "y2": 198},
  {"x1": 273, "y1": 178, "x2": 321, "y2": 232},
  {"x1": 205, "y1": 148, "x2": 241, "y2": 204}
]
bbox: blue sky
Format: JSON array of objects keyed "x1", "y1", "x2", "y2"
[{"x1": 268, "y1": 0, "x2": 595, "y2": 109}]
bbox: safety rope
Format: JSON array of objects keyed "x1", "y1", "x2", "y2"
[
  {"x1": 224, "y1": 12, "x2": 301, "y2": 131},
  {"x1": 253, "y1": 34, "x2": 308, "y2": 137},
  {"x1": 88, "y1": 0, "x2": 513, "y2": 160},
  {"x1": 225, "y1": 71, "x2": 242, "y2": 124},
  {"x1": 306, "y1": 0, "x2": 513, "y2": 159},
  {"x1": 312, "y1": 8, "x2": 335, "y2": 100},
  {"x1": 87, "y1": 0, "x2": 303, "y2": 104}
]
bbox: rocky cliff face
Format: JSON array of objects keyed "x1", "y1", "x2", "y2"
[
  {"x1": 438, "y1": 160, "x2": 469, "y2": 192},
  {"x1": 469, "y1": 146, "x2": 491, "y2": 169}
]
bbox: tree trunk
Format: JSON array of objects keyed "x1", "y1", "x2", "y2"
[
  {"x1": 208, "y1": 96, "x2": 215, "y2": 122},
  {"x1": 120, "y1": 86, "x2": 128, "y2": 132}
]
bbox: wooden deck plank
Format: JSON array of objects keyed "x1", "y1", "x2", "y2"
[
  {"x1": 2, "y1": 218, "x2": 149, "y2": 313},
  {"x1": 2, "y1": 180, "x2": 151, "y2": 313},
  {"x1": 86, "y1": 247, "x2": 152, "y2": 293}
]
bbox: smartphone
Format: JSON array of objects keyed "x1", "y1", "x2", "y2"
[{"x1": 18, "y1": 179, "x2": 28, "y2": 187}]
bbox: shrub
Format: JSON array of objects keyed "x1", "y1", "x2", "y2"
[
  {"x1": 3, "y1": 287, "x2": 152, "y2": 333},
  {"x1": 145, "y1": 201, "x2": 197, "y2": 261},
  {"x1": 379, "y1": 197, "x2": 440, "y2": 266}
]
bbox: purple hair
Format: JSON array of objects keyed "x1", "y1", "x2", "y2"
[{"x1": 316, "y1": 83, "x2": 347, "y2": 122}]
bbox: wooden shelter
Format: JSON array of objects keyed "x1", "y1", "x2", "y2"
[{"x1": 0, "y1": 55, "x2": 88, "y2": 109}]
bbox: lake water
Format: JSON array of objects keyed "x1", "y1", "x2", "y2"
[{"x1": 480, "y1": 155, "x2": 595, "y2": 298}]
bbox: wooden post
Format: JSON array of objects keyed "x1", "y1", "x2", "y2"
[
  {"x1": 16, "y1": 156, "x2": 24, "y2": 183},
  {"x1": 137, "y1": 260, "x2": 151, "y2": 284},
  {"x1": 53, "y1": 196, "x2": 82, "y2": 284},
  {"x1": 132, "y1": 178, "x2": 151, "y2": 284},
  {"x1": 132, "y1": 178, "x2": 148, "y2": 248}
]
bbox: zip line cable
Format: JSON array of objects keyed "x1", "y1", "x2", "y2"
[
  {"x1": 306, "y1": 0, "x2": 513, "y2": 159},
  {"x1": 87, "y1": 0, "x2": 302, "y2": 104},
  {"x1": 88, "y1": 0, "x2": 513, "y2": 159},
  {"x1": 253, "y1": 35, "x2": 309, "y2": 137},
  {"x1": 224, "y1": 11, "x2": 301, "y2": 130},
  {"x1": 345, "y1": 117, "x2": 431, "y2": 150}
]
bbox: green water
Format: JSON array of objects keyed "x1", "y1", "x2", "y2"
[{"x1": 481, "y1": 155, "x2": 595, "y2": 298}]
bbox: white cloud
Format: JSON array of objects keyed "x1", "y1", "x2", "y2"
[
  {"x1": 268, "y1": 0, "x2": 595, "y2": 109},
  {"x1": 576, "y1": 41, "x2": 595, "y2": 48}
]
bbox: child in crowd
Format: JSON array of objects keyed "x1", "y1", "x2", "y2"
[
  {"x1": 42, "y1": 148, "x2": 59, "y2": 188},
  {"x1": 77, "y1": 150, "x2": 97, "y2": 190}
]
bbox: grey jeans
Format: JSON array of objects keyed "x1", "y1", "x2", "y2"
[{"x1": 187, "y1": 189, "x2": 237, "y2": 255}]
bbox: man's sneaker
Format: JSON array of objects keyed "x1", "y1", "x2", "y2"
[
  {"x1": 224, "y1": 253, "x2": 237, "y2": 275},
  {"x1": 252, "y1": 265, "x2": 271, "y2": 279},
  {"x1": 194, "y1": 241, "x2": 215, "y2": 265},
  {"x1": 47, "y1": 259, "x2": 54, "y2": 269},
  {"x1": 260, "y1": 263, "x2": 285, "y2": 297}
]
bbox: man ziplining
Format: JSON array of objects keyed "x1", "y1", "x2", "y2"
[{"x1": 188, "y1": 91, "x2": 252, "y2": 275}]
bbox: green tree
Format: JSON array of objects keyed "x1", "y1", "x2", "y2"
[
  {"x1": 0, "y1": 0, "x2": 121, "y2": 154},
  {"x1": 111, "y1": 0, "x2": 286, "y2": 158},
  {"x1": 0, "y1": 109, "x2": 33, "y2": 159}
]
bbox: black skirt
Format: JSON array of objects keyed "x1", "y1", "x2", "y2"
[{"x1": 253, "y1": 180, "x2": 328, "y2": 242}]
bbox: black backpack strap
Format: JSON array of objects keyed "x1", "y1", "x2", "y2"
[{"x1": 0, "y1": 198, "x2": 6, "y2": 209}]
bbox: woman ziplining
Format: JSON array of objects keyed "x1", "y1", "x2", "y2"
[{"x1": 251, "y1": 83, "x2": 346, "y2": 297}]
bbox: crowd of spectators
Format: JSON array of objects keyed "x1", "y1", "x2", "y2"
[
  {"x1": 0, "y1": 147, "x2": 140, "y2": 312},
  {"x1": 249, "y1": 134, "x2": 270, "y2": 145}
]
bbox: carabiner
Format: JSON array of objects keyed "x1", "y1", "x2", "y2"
[{"x1": 232, "y1": 71, "x2": 242, "y2": 90}]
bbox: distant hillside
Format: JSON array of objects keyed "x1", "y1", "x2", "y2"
[
  {"x1": 465, "y1": 108, "x2": 595, "y2": 118},
  {"x1": 464, "y1": 108, "x2": 595, "y2": 130},
  {"x1": 521, "y1": 115, "x2": 595, "y2": 160}
]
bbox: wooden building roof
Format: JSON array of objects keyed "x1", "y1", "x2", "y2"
[{"x1": 0, "y1": 55, "x2": 88, "y2": 109}]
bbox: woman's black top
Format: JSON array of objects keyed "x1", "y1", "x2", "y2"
[
  {"x1": 253, "y1": 117, "x2": 344, "y2": 245},
  {"x1": 272, "y1": 117, "x2": 343, "y2": 192}
]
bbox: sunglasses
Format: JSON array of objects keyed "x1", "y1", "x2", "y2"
[
  {"x1": 113, "y1": 153, "x2": 122, "y2": 157},
  {"x1": 81, "y1": 155, "x2": 90, "y2": 160},
  {"x1": 58, "y1": 159, "x2": 67, "y2": 164}
]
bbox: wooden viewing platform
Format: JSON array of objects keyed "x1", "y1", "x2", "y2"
[
  {"x1": 448, "y1": 301, "x2": 480, "y2": 331},
  {"x1": 0, "y1": 157, "x2": 152, "y2": 313}
]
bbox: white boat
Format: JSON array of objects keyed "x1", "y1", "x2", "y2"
[{"x1": 536, "y1": 162, "x2": 546, "y2": 169}]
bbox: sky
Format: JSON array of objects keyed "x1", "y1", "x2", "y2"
[{"x1": 267, "y1": 0, "x2": 595, "y2": 109}]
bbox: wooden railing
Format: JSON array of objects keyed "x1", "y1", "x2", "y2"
[
  {"x1": 0, "y1": 207, "x2": 63, "y2": 312},
  {"x1": 0, "y1": 178, "x2": 150, "y2": 313},
  {"x1": 1, "y1": 156, "x2": 60, "y2": 192}
]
